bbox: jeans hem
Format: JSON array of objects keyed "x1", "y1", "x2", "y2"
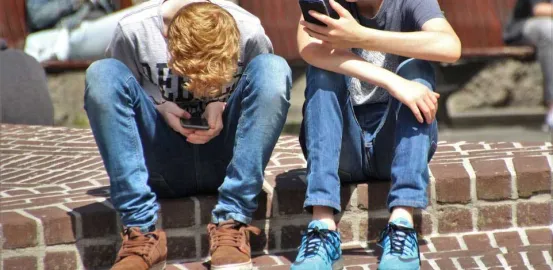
[
  {"x1": 211, "y1": 212, "x2": 252, "y2": 225},
  {"x1": 303, "y1": 199, "x2": 341, "y2": 214},
  {"x1": 123, "y1": 215, "x2": 158, "y2": 232},
  {"x1": 388, "y1": 200, "x2": 428, "y2": 212}
]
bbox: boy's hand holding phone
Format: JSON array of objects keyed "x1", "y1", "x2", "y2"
[
  {"x1": 156, "y1": 100, "x2": 194, "y2": 137},
  {"x1": 300, "y1": 0, "x2": 365, "y2": 49},
  {"x1": 184, "y1": 101, "x2": 225, "y2": 145}
]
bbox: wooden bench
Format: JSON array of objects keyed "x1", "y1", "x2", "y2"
[
  {"x1": 0, "y1": 0, "x2": 134, "y2": 72},
  {"x1": 435, "y1": 0, "x2": 536, "y2": 126}
]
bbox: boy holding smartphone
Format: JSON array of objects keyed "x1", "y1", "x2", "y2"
[
  {"x1": 84, "y1": 0, "x2": 291, "y2": 269},
  {"x1": 292, "y1": 0, "x2": 460, "y2": 269}
]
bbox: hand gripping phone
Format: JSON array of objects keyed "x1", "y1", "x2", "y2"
[
  {"x1": 298, "y1": 0, "x2": 339, "y2": 26},
  {"x1": 180, "y1": 117, "x2": 210, "y2": 130}
]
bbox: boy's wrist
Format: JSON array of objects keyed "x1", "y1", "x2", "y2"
[{"x1": 357, "y1": 27, "x2": 375, "y2": 49}]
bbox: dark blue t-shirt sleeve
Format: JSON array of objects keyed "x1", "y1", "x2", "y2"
[{"x1": 405, "y1": 0, "x2": 445, "y2": 30}]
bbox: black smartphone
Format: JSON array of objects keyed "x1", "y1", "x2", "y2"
[
  {"x1": 180, "y1": 117, "x2": 210, "y2": 130},
  {"x1": 299, "y1": 0, "x2": 339, "y2": 26}
]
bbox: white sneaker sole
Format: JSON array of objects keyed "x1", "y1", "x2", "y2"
[{"x1": 211, "y1": 260, "x2": 253, "y2": 270}]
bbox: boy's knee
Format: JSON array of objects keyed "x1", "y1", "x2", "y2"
[
  {"x1": 396, "y1": 59, "x2": 436, "y2": 91},
  {"x1": 85, "y1": 59, "x2": 131, "y2": 105},
  {"x1": 247, "y1": 54, "x2": 292, "y2": 101},
  {"x1": 248, "y1": 54, "x2": 291, "y2": 81},
  {"x1": 305, "y1": 65, "x2": 345, "y2": 96}
]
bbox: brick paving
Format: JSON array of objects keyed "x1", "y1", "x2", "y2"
[
  {"x1": 171, "y1": 232, "x2": 553, "y2": 269},
  {"x1": 1, "y1": 124, "x2": 552, "y2": 269}
]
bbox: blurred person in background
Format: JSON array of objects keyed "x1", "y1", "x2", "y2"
[
  {"x1": 505, "y1": 0, "x2": 553, "y2": 128},
  {"x1": 24, "y1": 0, "x2": 141, "y2": 62},
  {"x1": 0, "y1": 38, "x2": 54, "y2": 126}
]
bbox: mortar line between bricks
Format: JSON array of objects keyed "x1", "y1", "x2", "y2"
[
  {"x1": 542, "y1": 250, "x2": 553, "y2": 266},
  {"x1": 504, "y1": 158, "x2": 519, "y2": 200},
  {"x1": 190, "y1": 197, "x2": 201, "y2": 228},
  {"x1": 10, "y1": 156, "x2": 58, "y2": 171},
  {"x1": 269, "y1": 255, "x2": 285, "y2": 265},
  {"x1": 428, "y1": 170, "x2": 438, "y2": 235},
  {"x1": 455, "y1": 235, "x2": 468, "y2": 250},
  {"x1": 451, "y1": 258, "x2": 464, "y2": 270},
  {"x1": 422, "y1": 237, "x2": 437, "y2": 252},
  {"x1": 452, "y1": 142, "x2": 467, "y2": 156},
  {"x1": 58, "y1": 205, "x2": 83, "y2": 240},
  {"x1": 271, "y1": 191, "x2": 280, "y2": 218},
  {"x1": 544, "y1": 153, "x2": 553, "y2": 202},
  {"x1": 1, "y1": 244, "x2": 84, "y2": 258},
  {"x1": 473, "y1": 256, "x2": 487, "y2": 269},
  {"x1": 518, "y1": 228, "x2": 531, "y2": 246},
  {"x1": 0, "y1": 154, "x2": 40, "y2": 168},
  {"x1": 520, "y1": 252, "x2": 536, "y2": 270},
  {"x1": 262, "y1": 180, "x2": 274, "y2": 195},
  {"x1": 189, "y1": 196, "x2": 202, "y2": 259},
  {"x1": 422, "y1": 226, "x2": 551, "y2": 242},
  {"x1": 14, "y1": 209, "x2": 45, "y2": 270},
  {"x1": 427, "y1": 259, "x2": 440, "y2": 270},
  {"x1": 481, "y1": 142, "x2": 492, "y2": 150},
  {"x1": 486, "y1": 231, "x2": 499, "y2": 248},
  {"x1": 0, "y1": 191, "x2": 13, "y2": 197},
  {"x1": 28, "y1": 155, "x2": 68, "y2": 170},
  {"x1": 264, "y1": 218, "x2": 271, "y2": 250},
  {"x1": 462, "y1": 158, "x2": 478, "y2": 232},
  {"x1": 497, "y1": 253, "x2": 510, "y2": 269}
]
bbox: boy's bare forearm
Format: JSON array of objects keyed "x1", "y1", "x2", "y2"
[
  {"x1": 356, "y1": 20, "x2": 461, "y2": 63},
  {"x1": 298, "y1": 25, "x2": 400, "y2": 90},
  {"x1": 533, "y1": 3, "x2": 553, "y2": 17}
]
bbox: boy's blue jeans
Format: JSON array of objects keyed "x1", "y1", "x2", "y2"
[
  {"x1": 84, "y1": 54, "x2": 291, "y2": 229},
  {"x1": 299, "y1": 59, "x2": 438, "y2": 213}
]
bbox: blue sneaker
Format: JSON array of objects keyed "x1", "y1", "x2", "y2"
[
  {"x1": 291, "y1": 220, "x2": 344, "y2": 270},
  {"x1": 377, "y1": 218, "x2": 421, "y2": 270}
]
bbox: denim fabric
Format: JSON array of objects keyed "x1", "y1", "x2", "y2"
[
  {"x1": 84, "y1": 54, "x2": 291, "y2": 230},
  {"x1": 300, "y1": 58, "x2": 438, "y2": 213}
]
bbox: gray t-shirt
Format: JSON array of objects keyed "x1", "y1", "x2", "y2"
[
  {"x1": 346, "y1": 0, "x2": 444, "y2": 105},
  {"x1": 106, "y1": 0, "x2": 273, "y2": 114}
]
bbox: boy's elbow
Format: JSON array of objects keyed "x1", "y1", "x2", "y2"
[
  {"x1": 443, "y1": 37, "x2": 462, "y2": 63},
  {"x1": 299, "y1": 45, "x2": 317, "y2": 66}
]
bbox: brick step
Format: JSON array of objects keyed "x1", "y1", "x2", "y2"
[
  {"x1": 1, "y1": 125, "x2": 552, "y2": 269},
  {"x1": 172, "y1": 235, "x2": 553, "y2": 270}
]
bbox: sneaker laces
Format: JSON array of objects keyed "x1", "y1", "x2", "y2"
[
  {"x1": 300, "y1": 227, "x2": 340, "y2": 261},
  {"x1": 208, "y1": 221, "x2": 261, "y2": 250},
  {"x1": 118, "y1": 228, "x2": 159, "y2": 262},
  {"x1": 378, "y1": 223, "x2": 420, "y2": 264}
]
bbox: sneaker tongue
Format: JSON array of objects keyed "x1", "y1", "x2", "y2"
[
  {"x1": 308, "y1": 220, "x2": 329, "y2": 230},
  {"x1": 126, "y1": 227, "x2": 147, "y2": 239},
  {"x1": 390, "y1": 218, "x2": 413, "y2": 229},
  {"x1": 218, "y1": 220, "x2": 241, "y2": 230}
]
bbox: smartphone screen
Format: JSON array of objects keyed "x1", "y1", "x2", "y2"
[
  {"x1": 180, "y1": 117, "x2": 210, "y2": 130},
  {"x1": 299, "y1": 0, "x2": 338, "y2": 26}
]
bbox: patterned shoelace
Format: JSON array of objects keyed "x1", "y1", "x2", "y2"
[
  {"x1": 300, "y1": 227, "x2": 341, "y2": 261},
  {"x1": 378, "y1": 223, "x2": 421, "y2": 265}
]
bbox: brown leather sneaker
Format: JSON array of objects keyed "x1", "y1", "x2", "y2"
[
  {"x1": 207, "y1": 220, "x2": 261, "y2": 270},
  {"x1": 111, "y1": 227, "x2": 167, "y2": 270}
]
